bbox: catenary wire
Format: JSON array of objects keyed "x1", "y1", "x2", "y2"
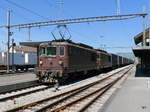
[{"x1": 5, "y1": 0, "x2": 50, "y2": 20}]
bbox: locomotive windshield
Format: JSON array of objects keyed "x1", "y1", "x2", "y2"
[
  {"x1": 40, "y1": 47, "x2": 56, "y2": 56},
  {"x1": 40, "y1": 45, "x2": 65, "y2": 56},
  {"x1": 47, "y1": 47, "x2": 56, "y2": 56}
]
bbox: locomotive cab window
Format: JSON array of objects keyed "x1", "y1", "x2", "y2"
[
  {"x1": 40, "y1": 47, "x2": 46, "y2": 56},
  {"x1": 47, "y1": 47, "x2": 56, "y2": 56},
  {"x1": 59, "y1": 46, "x2": 65, "y2": 56}
]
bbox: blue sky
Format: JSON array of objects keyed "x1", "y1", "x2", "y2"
[{"x1": 0, "y1": 0, "x2": 149, "y2": 53}]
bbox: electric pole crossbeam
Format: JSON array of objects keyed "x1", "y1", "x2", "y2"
[
  {"x1": 1, "y1": 13, "x2": 147, "y2": 73},
  {"x1": 105, "y1": 47, "x2": 132, "y2": 49},
  {"x1": 0, "y1": 13, "x2": 147, "y2": 29}
]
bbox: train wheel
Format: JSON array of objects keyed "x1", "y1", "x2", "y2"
[{"x1": 24, "y1": 68, "x2": 29, "y2": 72}]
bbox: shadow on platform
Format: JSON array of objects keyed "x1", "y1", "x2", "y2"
[{"x1": 135, "y1": 65, "x2": 150, "y2": 77}]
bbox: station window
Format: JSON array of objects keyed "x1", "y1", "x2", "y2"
[
  {"x1": 47, "y1": 47, "x2": 56, "y2": 56},
  {"x1": 59, "y1": 46, "x2": 65, "y2": 56}
]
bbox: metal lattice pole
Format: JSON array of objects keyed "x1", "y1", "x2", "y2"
[
  {"x1": 117, "y1": 0, "x2": 121, "y2": 15},
  {"x1": 142, "y1": 16, "x2": 146, "y2": 46},
  {"x1": 6, "y1": 9, "x2": 11, "y2": 73}
]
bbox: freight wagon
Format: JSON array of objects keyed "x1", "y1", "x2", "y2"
[
  {"x1": 0, "y1": 52, "x2": 37, "y2": 71},
  {"x1": 111, "y1": 53, "x2": 133, "y2": 68},
  {"x1": 34, "y1": 39, "x2": 133, "y2": 83}
]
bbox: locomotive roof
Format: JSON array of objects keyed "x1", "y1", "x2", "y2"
[
  {"x1": 95, "y1": 49, "x2": 107, "y2": 53},
  {"x1": 20, "y1": 39, "x2": 109, "y2": 54},
  {"x1": 50, "y1": 39, "x2": 93, "y2": 49},
  {"x1": 20, "y1": 39, "x2": 92, "y2": 49},
  {"x1": 20, "y1": 39, "x2": 94, "y2": 51}
]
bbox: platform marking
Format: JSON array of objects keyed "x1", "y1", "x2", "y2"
[{"x1": 147, "y1": 80, "x2": 150, "y2": 89}]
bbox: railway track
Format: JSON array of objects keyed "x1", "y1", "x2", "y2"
[
  {"x1": 47, "y1": 69, "x2": 129, "y2": 112},
  {"x1": 0, "y1": 85, "x2": 52, "y2": 102},
  {"x1": 2, "y1": 65, "x2": 133, "y2": 112},
  {"x1": 0, "y1": 70, "x2": 34, "y2": 76}
]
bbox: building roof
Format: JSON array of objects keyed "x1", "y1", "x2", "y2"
[
  {"x1": 132, "y1": 46, "x2": 150, "y2": 57},
  {"x1": 13, "y1": 45, "x2": 37, "y2": 53},
  {"x1": 134, "y1": 28, "x2": 150, "y2": 45},
  {"x1": 20, "y1": 41, "x2": 49, "y2": 48}
]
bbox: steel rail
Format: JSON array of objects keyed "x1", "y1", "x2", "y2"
[
  {"x1": 34, "y1": 66, "x2": 131, "y2": 112},
  {"x1": 44, "y1": 66, "x2": 132, "y2": 112},
  {"x1": 0, "y1": 71, "x2": 34, "y2": 77},
  {"x1": 4, "y1": 65, "x2": 131, "y2": 112},
  {"x1": 0, "y1": 82, "x2": 40, "y2": 94},
  {"x1": 48, "y1": 81, "x2": 114, "y2": 112},
  {"x1": 77, "y1": 66, "x2": 132, "y2": 112},
  {"x1": 4, "y1": 73, "x2": 114, "y2": 112},
  {"x1": 0, "y1": 86, "x2": 52, "y2": 102}
]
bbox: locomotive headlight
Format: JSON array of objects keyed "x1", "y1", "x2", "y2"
[
  {"x1": 59, "y1": 60, "x2": 63, "y2": 66},
  {"x1": 39, "y1": 61, "x2": 43, "y2": 65}
]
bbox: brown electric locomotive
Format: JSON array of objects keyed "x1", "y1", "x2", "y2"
[{"x1": 35, "y1": 39, "x2": 112, "y2": 83}]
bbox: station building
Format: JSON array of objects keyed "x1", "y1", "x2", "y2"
[{"x1": 132, "y1": 28, "x2": 150, "y2": 73}]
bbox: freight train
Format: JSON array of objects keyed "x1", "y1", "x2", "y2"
[
  {"x1": 0, "y1": 52, "x2": 37, "y2": 71},
  {"x1": 35, "y1": 39, "x2": 133, "y2": 83}
]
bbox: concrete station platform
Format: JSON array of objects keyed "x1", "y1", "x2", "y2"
[
  {"x1": 0, "y1": 73, "x2": 38, "y2": 93},
  {"x1": 101, "y1": 77, "x2": 150, "y2": 112}
]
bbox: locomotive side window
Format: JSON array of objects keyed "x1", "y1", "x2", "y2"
[
  {"x1": 47, "y1": 47, "x2": 56, "y2": 56},
  {"x1": 59, "y1": 46, "x2": 65, "y2": 56},
  {"x1": 69, "y1": 46, "x2": 72, "y2": 56},
  {"x1": 108, "y1": 56, "x2": 111, "y2": 62},
  {"x1": 91, "y1": 53, "x2": 96, "y2": 61}
]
